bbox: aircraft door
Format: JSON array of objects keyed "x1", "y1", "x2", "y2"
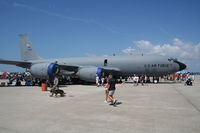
[{"x1": 104, "y1": 59, "x2": 108, "y2": 66}]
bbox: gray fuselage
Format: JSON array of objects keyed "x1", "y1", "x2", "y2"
[{"x1": 30, "y1": 55, "x2": 183, "y2": 77}]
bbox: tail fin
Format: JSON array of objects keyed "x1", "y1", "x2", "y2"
[{"x1": 19, "y1": 34, "x2": 42, "y2": 61}]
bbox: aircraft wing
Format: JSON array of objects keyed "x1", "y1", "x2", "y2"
[
  {"x1": 0, "y1": 59, "x2": 79, "y2": 71},
  {"x1": 0, "y1": 59, "x2": 31, "y2": 68},
  {"x1": 58, "y1": 63, "x2": 121, "y2": 74},
  {"x1": 102, "y1": 66, "x2": 121, "y2": 73},
  {"x1": 58, "y1": 63, "x2": 79, "y2": 71},
  {"x1": 0, "y1": 59, "x2": 121, "y2": 76},
  {"x1": 58, "y1": 64, "x2": 120, "y2": 72}
]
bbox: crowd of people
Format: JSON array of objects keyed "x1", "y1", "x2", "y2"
[{"x1": 0, "y1": 72, "x2": 33, "y2": 86}]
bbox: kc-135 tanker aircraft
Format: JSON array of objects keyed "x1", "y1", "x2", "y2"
[{"x1": 0, "y1": 34, "x2": 186, "y2": 82}]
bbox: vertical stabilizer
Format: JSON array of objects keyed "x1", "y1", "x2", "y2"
[{"x1": 19, "y1": 34, "x2": 42, "y2": 61}]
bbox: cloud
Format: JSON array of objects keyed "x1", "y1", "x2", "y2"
[
  {"x1": 130, "y1": 38, "x2": 200, "y2": 59},
  {"x1": 122, "y1": 38, "x2": 200, "y2": 71},
  {"x1": 122, "y1": 47, "x2": 136, "y2": 55}
]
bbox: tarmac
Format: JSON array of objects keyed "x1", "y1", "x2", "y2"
[{"x1": 0, "y1": 76, "x2": 200, "y2": 133}]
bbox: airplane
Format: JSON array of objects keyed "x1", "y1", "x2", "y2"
[{"x1": 0, "y1": 34, "x2": 186, "y2": 82}]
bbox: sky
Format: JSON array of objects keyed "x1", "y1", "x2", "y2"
[{"x1": 0, "y1": 0, "x2": 200, "y2": 72}]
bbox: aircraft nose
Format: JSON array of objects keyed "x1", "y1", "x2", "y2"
[{"x1": 174, "y1": 61, "x2": 187, "y2": 71}]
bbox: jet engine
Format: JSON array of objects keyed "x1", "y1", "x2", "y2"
[
  {"x1": 78, "y1": 67, "x2": 103, "y2": 82},
  {"x1": 30, "y1": 63, "x2": 59, "y2": 78}
]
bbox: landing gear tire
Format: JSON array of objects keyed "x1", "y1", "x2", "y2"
[{"x1": 153, "y1": 77, "x2": 159, "y2": 84}]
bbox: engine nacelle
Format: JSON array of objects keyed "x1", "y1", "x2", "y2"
[
  {"x1": 78, "y1": 67, "x2": 102, "y2": 82},
  {"x1": 30, "y1": 63, "x2": 59, "y2": 78}
]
